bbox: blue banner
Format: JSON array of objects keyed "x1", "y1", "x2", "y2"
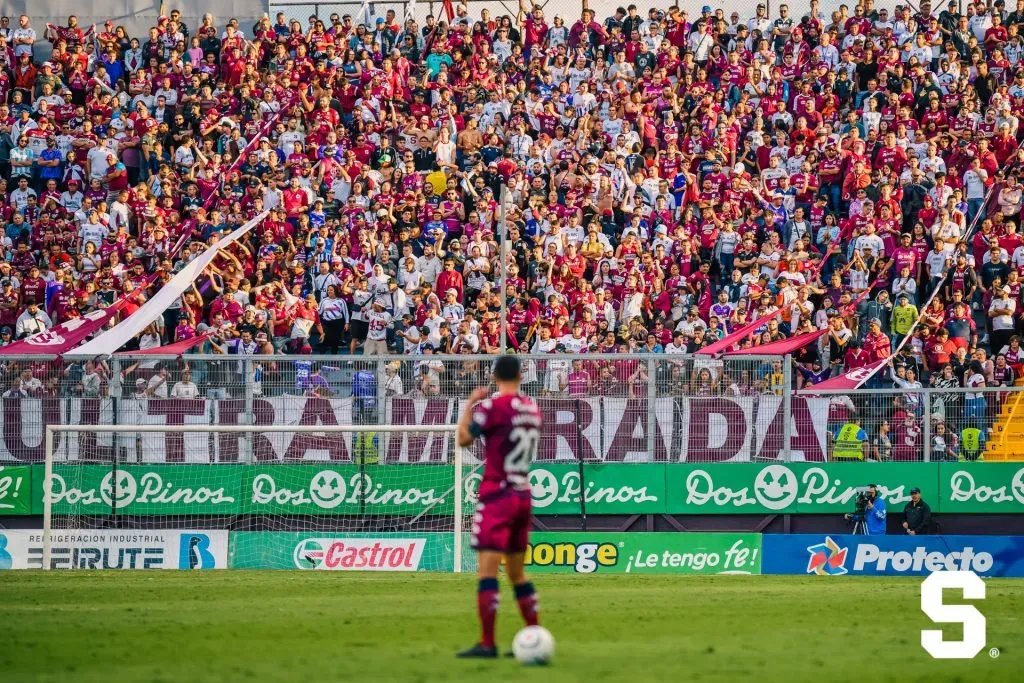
[{"x1": 762, "y1": 534, "x2": 1024, "y2": 577}]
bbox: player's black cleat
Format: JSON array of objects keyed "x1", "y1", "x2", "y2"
[{"x1": 456, "y1": 644, "x2": 498, "y2": 659}]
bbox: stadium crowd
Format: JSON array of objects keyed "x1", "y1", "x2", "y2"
[{"x1": 0, "y1": 0, "x2": 1022, "y2": 418}]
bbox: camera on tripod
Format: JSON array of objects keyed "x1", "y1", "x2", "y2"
[
  {"x1": 853, "y1": 487, "x2": 872, "y2": 515},
  {"x1": 847, "y1": 486, "x2": 873, "y2": 534}
]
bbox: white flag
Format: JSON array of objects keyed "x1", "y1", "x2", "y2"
[{"x1": 70, "y1": 211, "x2": 269, "y2": 357}]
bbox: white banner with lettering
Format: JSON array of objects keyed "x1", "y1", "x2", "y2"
[{"x1": 0, "y1": 395, "x2": 835, "y2": 463}]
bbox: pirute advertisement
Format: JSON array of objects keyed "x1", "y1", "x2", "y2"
[{"x1": 0, "y1": 529, "x2": 228, "y2": 570}]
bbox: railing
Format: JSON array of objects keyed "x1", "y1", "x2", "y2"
[
  {"x1": 270, "y1": 1, "x2": 413, "y2": 23},
  {"x1": 0, "y1": 353, "x2": 1012, "y2": 463},
  {"x1": 266, "y1": 0, "x2": 888, "y2": 27}
]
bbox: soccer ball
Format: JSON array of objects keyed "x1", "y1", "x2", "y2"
[{"x1": 512, "y1": 626, "x2": 555, "y2": 665}]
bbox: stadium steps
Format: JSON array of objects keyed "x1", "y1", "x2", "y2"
[{"x1": 985, "y1": 380, "x2": 1024, "y2": 460}]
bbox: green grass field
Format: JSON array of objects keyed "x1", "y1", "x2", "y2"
[{"x1": 1, "y1": 572, "x2": 1020, "y2": 683}]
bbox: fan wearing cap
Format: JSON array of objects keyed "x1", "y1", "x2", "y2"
[
  {"x1": 990, "y1": 284, "x2": 1017, "y2": 353},
  {"x1": 15, "y1": 298, "x2": 52, "y2": 339},
  {"x1": 863, "y1": 317, "x2": 891, "y2": 365}
]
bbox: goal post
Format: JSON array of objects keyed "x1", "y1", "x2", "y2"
[{"x1": 41, "y1": 424, "x2": 476, "y2": 573}]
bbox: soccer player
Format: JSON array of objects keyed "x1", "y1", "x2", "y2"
[{"x1": 455, "y1": 355, "x2": 543, "y2": 659}]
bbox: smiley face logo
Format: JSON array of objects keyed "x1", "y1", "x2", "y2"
[
  {"x1": 529, "y1": 469, "x2": 559, "y2": 509},
  {"x1": 754, "y1": 465, "x2": 798, "y2": 511},
  {"x1": 1011, "y1": 468, "x2": 1024, "y2": 505},
  {"x1": 99, "y1": 470, "x2": 138, "y2": 509},
  {"x1": 309, "y1": 470, "x2": 347, "y2": 509}
]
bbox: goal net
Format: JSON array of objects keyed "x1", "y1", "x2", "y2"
[{"x1": 40, "y1": 424, "x2": 477, "y2": 573}]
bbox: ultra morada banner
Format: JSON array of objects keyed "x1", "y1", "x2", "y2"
[{"x1": 11, "y1": 462, "x2": 1024, "y2": 516}]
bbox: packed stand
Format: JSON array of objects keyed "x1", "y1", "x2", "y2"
[{"x1": 0, "y1": 3, "x2": 1020, "y2": 457}]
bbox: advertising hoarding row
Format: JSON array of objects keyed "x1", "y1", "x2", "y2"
[
  {"x1": 3, "y1": 530, "x2": 1023, "y2": 576},
  {"x1": 4, "y1": 462, "x2": 1023, "y2": 516}
]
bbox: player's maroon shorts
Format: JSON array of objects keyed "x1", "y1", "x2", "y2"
[{"x1": 471, "y1": 489, "x2": 532, "y2": 553}]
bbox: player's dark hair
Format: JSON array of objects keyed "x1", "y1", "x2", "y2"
[{"x1": 492, "y1": 355, "x2": 521, "y2": 382}]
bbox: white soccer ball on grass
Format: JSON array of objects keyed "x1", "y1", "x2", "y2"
[{"x1": 512, "y1": 625, "x2": 555, "y2": 665}]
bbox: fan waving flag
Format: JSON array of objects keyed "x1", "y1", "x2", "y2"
[
  {"x1": 697, "y1": 243, "x2": 838, "y2": 357},
  {"x1": 71, "y1": 211, "x2": 269, "y2": 357}
]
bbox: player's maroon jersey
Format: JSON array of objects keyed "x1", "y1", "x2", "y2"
[{"x1": 471, "y1": 393, "x2": 542, "y2": 500}]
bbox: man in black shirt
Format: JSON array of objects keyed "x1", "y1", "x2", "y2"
[
  {"x1": 413, "y1": 136, "x2": 436, "y2": 172},
  {"x1": 902, "y1": 487, "x2": 932, "y2": 535},
  {"x1": 621, "y1": 5, "x2": 643, "y2": 39}
]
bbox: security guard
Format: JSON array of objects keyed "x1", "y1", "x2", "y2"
[
  {"x1": 958, "y1": 427, "x2": 985, "y2": 461},
  {"x1": 832, "y1": 417, "x2": 868, "y2": 460},
  {"x1": 353, "y1": 431, "x2": 380, "y2": 465}
]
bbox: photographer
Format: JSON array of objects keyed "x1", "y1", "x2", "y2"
[
  {"x1": 902, "y1": 487, "x2": 932, "y2": 535},
  {"x1": 845, "y1": 484, "x2": 887, "y2": 535}
]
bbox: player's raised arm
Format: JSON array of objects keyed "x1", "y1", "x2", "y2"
[{"x1": 457, "y1": 386, "x2": 491, "y2": 447}]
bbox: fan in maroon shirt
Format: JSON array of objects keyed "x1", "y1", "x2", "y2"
[{"x1": 455, "y1": 355, "x2": 543, "y2": 658}]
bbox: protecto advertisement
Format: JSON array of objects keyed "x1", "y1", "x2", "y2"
[
  {"x1": 522, "y1": 533, "x2": 762, "y2": 574},
  {"x1": 761, "y1": 534, "x2": 1024, "y2": 577},
  {"x1": 0, "y1": 529, "x2": 228, "y2": 570}
]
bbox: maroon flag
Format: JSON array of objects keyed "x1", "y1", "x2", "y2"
[
  {"x1": 723, "y1": 328, "x2": 829, "y2": 357},
  {"x1": 798, "y1": 358, "x2": 889, "y2": 392},
  {"x1": 696, "y1": 243, "x2": 838, "y2": 357},
  {"x1": 695, "y1": 308, "x2": 784, "y2": 356},
  {"x1": 3, "y1": 301, "x2": 129, "y2": 355},
  {"x1": 116, "y1": 332, "x2": 212, "y2": 357},
  {"x1": 442, "y1": 0, "x2": 455, "y2": 22},
  {"x1": 3, "y1": 276, "x2": 153, "y2": 355}
]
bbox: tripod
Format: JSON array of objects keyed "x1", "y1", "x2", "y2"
[{"x1": 850, "y1": 516, "x2": 868, "y2": 535}]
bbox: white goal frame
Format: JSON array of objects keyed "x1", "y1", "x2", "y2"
[{"x1": 43, "y1": 424, "x2": 465, "y2": 571}]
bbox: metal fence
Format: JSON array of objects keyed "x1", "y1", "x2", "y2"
[
  {"x1": 267, "y1": 0, "x2": 910, "y2": 28},
  {"x1": 0, "y1": 353, "x2": 1014, "y2": 464}
]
